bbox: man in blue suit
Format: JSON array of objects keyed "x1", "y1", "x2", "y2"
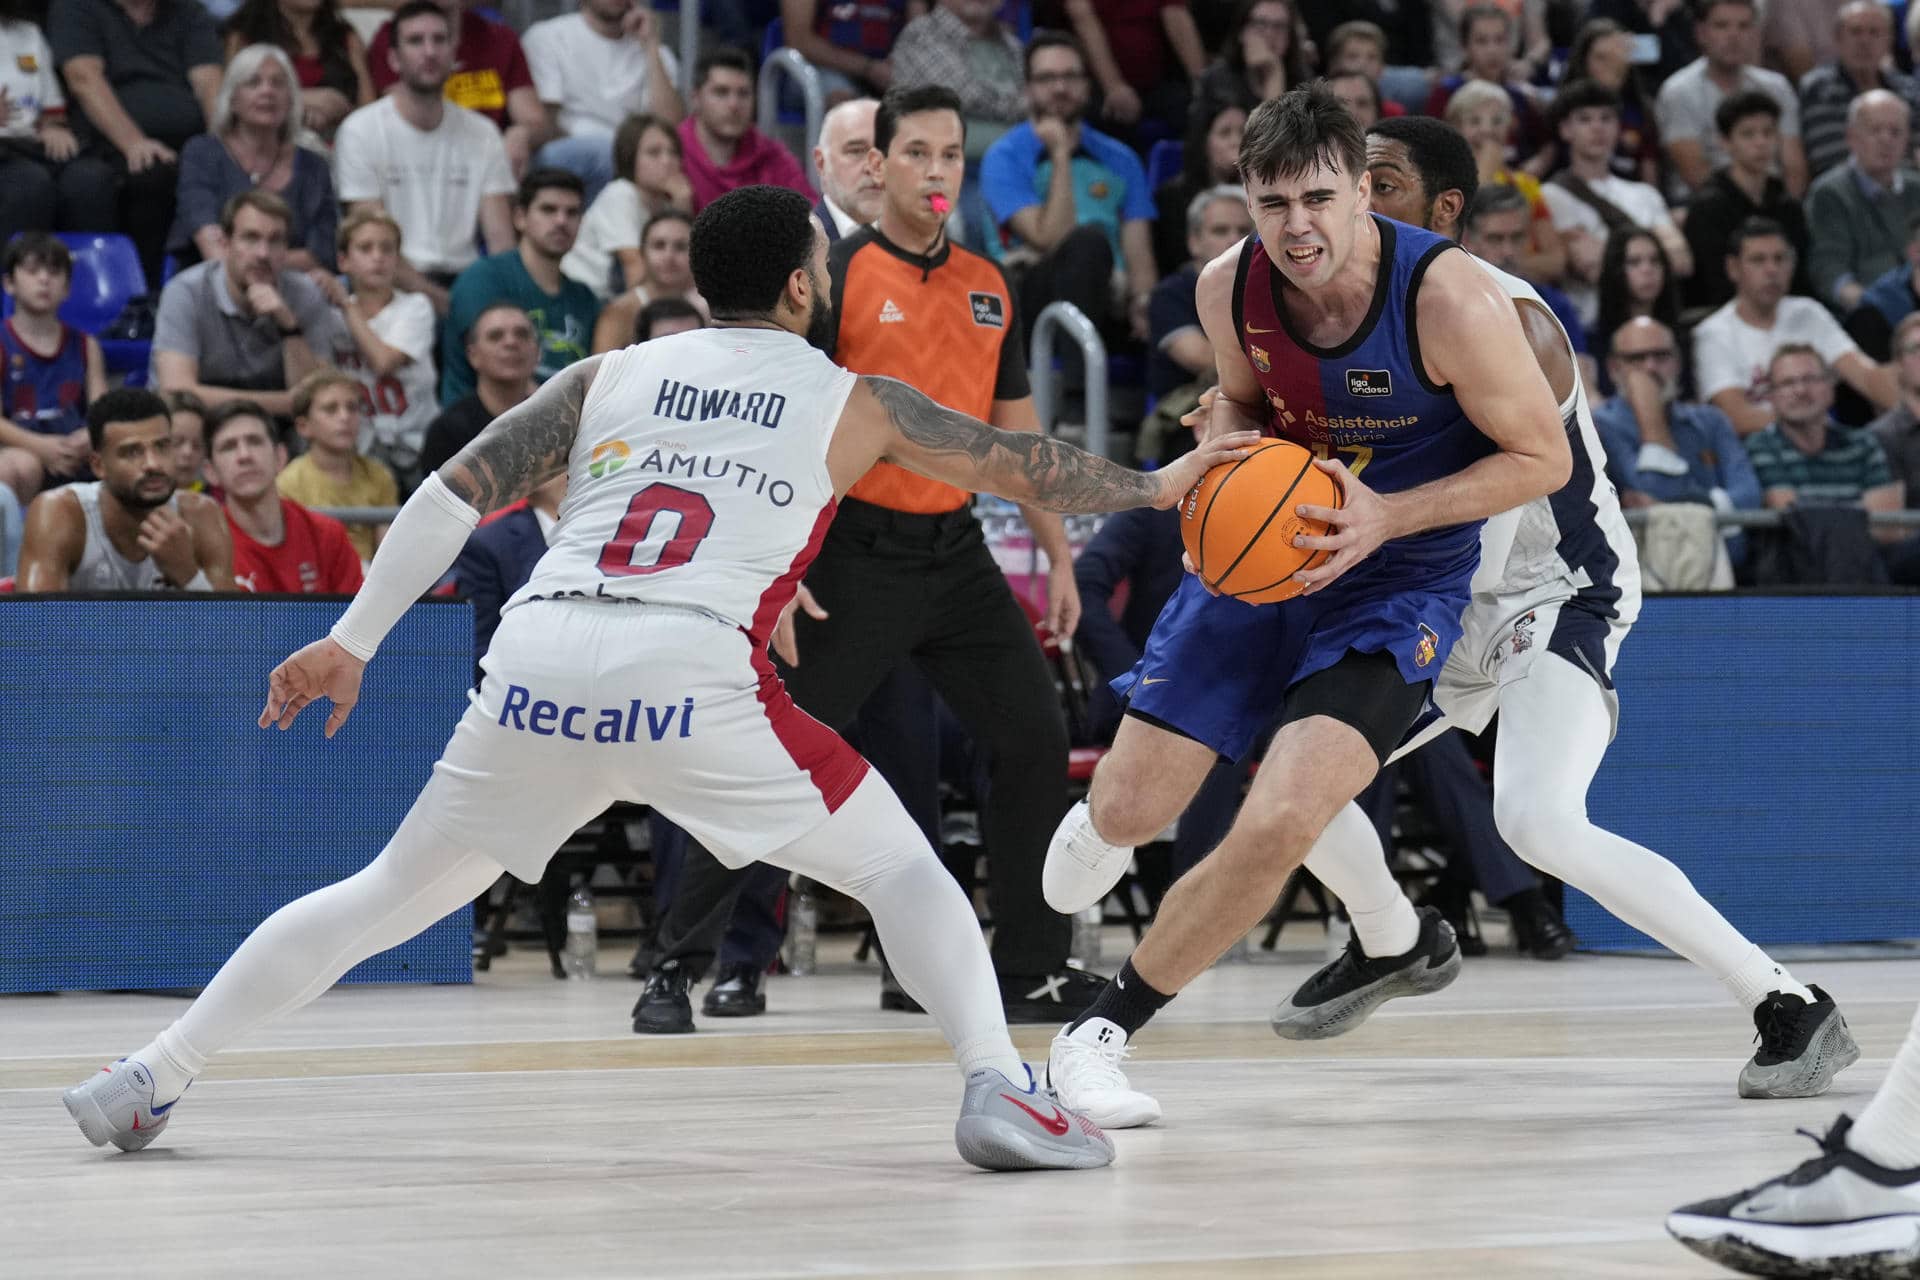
[{"x1": 812, "y1": 97, "x2": 883, "y2": 242}]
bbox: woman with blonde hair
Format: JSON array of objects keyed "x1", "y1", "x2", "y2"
[
  {"x1": 1446, "y1": 78, "x2": 1564, "y2": 284},
  {"x1": 168, "y1": 45, "x2": 339, "y2": 270}
]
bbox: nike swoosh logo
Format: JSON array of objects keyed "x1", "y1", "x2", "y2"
[
  {"x1": 151, "y1": 1098, "x2": 176, "y2": 1116},
  {"x1": 1001, "y1": 1094, "x2": 1072, "y2": 1136},
  {"x1": 1245, "y1": 323, "x2": 1279, "y2": 334},
  {"x1": 1140, "y1": 676, "x2": 1168, "y2": 686}
]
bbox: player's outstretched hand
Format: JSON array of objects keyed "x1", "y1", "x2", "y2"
[
  {"x1": 772, "y1": 583, "x2": 828, "y2": 667},
  {"x1": 1289, "y1": 459, "x2": 1392, "y2": 595},
  {"x1": 1181, "y1": 387, "x2": 1268, "y2": 443},
  {"x1": 259, "y1": 637, "x2": 367, "y2": 739},
  {"x1": 1150, "y1": 431, "x2": 1263, "y2": 509}
]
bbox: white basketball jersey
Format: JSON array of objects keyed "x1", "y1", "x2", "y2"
[
  {"x1": 1469, "y1": 258, "x2": 1641, "y2": 613},
  {"x1": 507, "y1": 327, "x2": 857, "y2": 637}
]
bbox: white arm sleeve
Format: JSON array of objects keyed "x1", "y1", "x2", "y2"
[{"x1": 329, "y1": 473, "x2": 481, "y2": 661}]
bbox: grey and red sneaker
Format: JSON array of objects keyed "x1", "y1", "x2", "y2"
[
  {"x1": 954, "y1": 1065, "x2": 1114, "y2": 1171},
  {"x1": 64, "y1": 1058, "x2": 182, "y2": 1153}
]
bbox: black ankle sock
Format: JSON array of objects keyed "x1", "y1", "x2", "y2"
[{"x1": 1067, "y1": 957, "x2": 1175, "y2": 1037}]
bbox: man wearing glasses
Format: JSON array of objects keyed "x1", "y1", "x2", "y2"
[{"x1": 1592, "y1": 315, "x2": 1764, "y2": 571}]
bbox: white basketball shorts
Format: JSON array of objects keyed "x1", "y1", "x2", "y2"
[{"x1": 412, "y1": 600, "x2": 870, "y2": 882}]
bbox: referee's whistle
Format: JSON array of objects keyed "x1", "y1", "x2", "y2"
[{"x1": 929, "y1": 193, "x2": 951, "y2": 215}]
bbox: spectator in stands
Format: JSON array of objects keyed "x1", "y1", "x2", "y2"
[
  {"x1": 677, "y1": 48, "x2": 813, "y2": 212},
  {"x1": 206, "y1": 399, "x2": 363, "y2": 593},
  {"x1": 369, "y1": 0, "x2": 551, "y2": 176},
  {"x1": 562, "y1": 114, "x2": 691, "y2": 300},
  {"x1": 15, "y1": 387, "x2": 234, "y2": 591},
  {"x1": 1563, "y1": 18, "x2": 1663, "y2": 186},
  {"x1": 1869, "y1": 312, "x2": 1920, "y2": 494},
  {"x1": 1148, "y1": 184, "x2": 1248, "y2": 405},
  {"x1": 1695, "y1": 219, "x2": 1896, "y2": 435},
  {"x1": 162, "y1": 388, "x2": 210, "y2": 495},
  {"x1": 169, "y1": 45, "x2": 338, "y2": 271},
  {"x1": 1595, "y1": 227, "x2": 1685, "y2": 372},
  {"x1": 319, "y1": 207, "x2": 438, "y2": 490},
  {"x1": 1324, "y1": 71, "x2": 1380, "y2": 132},
  {"x1": 49, "y1": 0, "x2": 224, "y2": 284},
  {"x1": 981, "y1": 32, "x2": 1157, "y2": 346},
  {"x1": 1763, "y1": 0, "x2": 1846, "y2": 87},
  {"x1": 1425, "y1": 6, "x2": 1549, "y2": 168},
  {"x1": 1848, "y1": 213, "x2": 1920, "y2": 362},
  {"x1": 777, "y1": 0, "x2": 916, "y2": 103},
  {"x1": 219, "y1": 0, "x2": 372, "y2": 143},
  {"x1": 1806, "y1": 91, "x2": 1920, "y2": 313},
  {"x1": 1461, "y1": 184, "x2": 1595, "y2": 387},
  {"x1": 631, "y1": 296, "x2": 704, "y2": 346},
  {"x1": 1060, "y1": 0, "x2": 1207, "y2": 141},
  {"x1": 276, "y1": 367, "x2": 395, "y2": 562},
  {"x1": 1302, "y1": 0, "x2": 1434, "y2": 83},
  {"x1": 153, "y1": 191, "x2": 340, "y2": 419},
  {"x1": 810, "y1": 97, "x2": 883, "y2": 241},
  {"x1": 1798, "y1": 2, "x2": 1920, "y2": 184},
  {"x1": 1748, "y1": 345, "x2": 1903, "y2": 531},
  {"x1": 0, "y1": 3, "x2": 83, "y2": 242},
  {"x1": 1189, "y1": 1, "x2": 1313, "y2": 137},
  {"x1": 1429, "y1": 0, "x2": 1549, "y2": 83},
  {"x1": 590, "y1": 209, "x2": 706, "y2": 353},
  {"x1": 1656, "y1": 0, "x2": 1806, "y2": 201},
  {"x1": 892, "y1": 0, "x2": 1024, "y2": 248},
  {"x1": 1322, "y1": 22, "x2": 1404, "y2": 119},
  {"x1": 418, "y1": 301, "x2": 536, "y2": 473},
  {"x1": 453, "y1": 470, "x2": 566, "y2": 670},
  {"x1": 0, "y1": 234, "x2": 107, "y2": 503},
  {"x1": 523, "y1": 0, "x2": 682, "y2": 203},
  {"x1": 1152, "y1": 100, "x2": 1243, "y2": 284},
  {"x1": 1447, "y1": 80, "x2": 1564, "y2": 284},
  {"x1": 1588, "y1": 0, "x2": 1698, "y2": 88},
  {"x1": 1594, "y1": 316, "x2": 1762, "y2": 569},
  {"x1": 1544, "y1": 80, "x2": 1692, "y2": 328},
  {"x1": 1682, "y1": 90, "x2": 1815, "y2": 310},
  {"x1": 440, "y1": 168, "x2": 598, "y2": 404},
  {"x1": 335, "y1": 1, "x2": 516, "y2": 316}
]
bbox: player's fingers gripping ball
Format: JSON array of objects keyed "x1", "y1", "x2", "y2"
[{"x1": 1179, "y1": 438, "x2": 1343, "y2": 604}]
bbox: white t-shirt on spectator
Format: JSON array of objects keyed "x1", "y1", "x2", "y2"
[
  {"x1": 0, "y1": 21, "x2": 64, "y2": 139},
  {"x1": 562, "y1": 177, "x2": 643, "y2": 299},
  {"x1": 522, "y1": 14, "x2": 678, "y2": 139},
  {"x1": 1692, "y1": 296, "x2": 1861, "y2": 410},
  {"x1": 332, "y1": 289, "x2": 439, "y2": 470},
  {"x1": 1655, "y1": 58, "x2": 1800, "y2": 199},
  {"x1": 333, "y1": 97, "x2": 515, "y2": 277},
  {"x1": 1542, "y1": 174, "x2": 1678, "y2": 325}
]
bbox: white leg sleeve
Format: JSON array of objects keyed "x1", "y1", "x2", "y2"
[
  {"x1": 1303, "y1": 802, "x2": 1421, "y2": 957},
  {"x1": 1851, "y1": 1003, "x2": 1920, "y2": 1167},
  {"x1": 766, "y1": 771, "x2": 1023, "y2": 1081}
]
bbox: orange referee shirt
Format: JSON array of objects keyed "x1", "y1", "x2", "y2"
[{"x1": 825, "y1": 226, "x2": 1029, "y2": 513}]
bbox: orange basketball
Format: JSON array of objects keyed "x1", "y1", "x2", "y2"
[{"x1": 1178, "y1": 438, "x2": 1342, "y2": 604}]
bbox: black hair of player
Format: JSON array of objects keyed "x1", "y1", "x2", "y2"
[
  {"x1": 1239, "y1": 83, "x2": 1367, "y2": 188},
  {"x1": 87, "y1": 388, "x2": 172, "y2": 452},
  {"x1": 875, "y1": 84, "x2": 967, "y2": 155},
  {"x1": 1366, "y1": 116, "x2": 1479, "y2": 216},
  {"x1": 691, "y1": 185, "x2": 818, "y2": 319}
]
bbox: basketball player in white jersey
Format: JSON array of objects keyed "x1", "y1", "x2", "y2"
[
  {"x1": 1042, "y1": 118, "x2": 1856, "y2": 1130},
  {"x1": 61, "y1": 186, "x2": 1257, "y2": 1173}
]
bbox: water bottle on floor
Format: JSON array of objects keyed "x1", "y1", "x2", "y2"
[
  {"x1": 786, "y1": 879, "x2": 819, "y2": 976},
  {"x1": 564, "y1": 885, "x2": 597, "y2": 979}
]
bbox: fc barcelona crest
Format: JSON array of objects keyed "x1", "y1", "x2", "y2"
[
  {"x1": 1249, "y1": 344, "x2": 1270, "y2": 373},
  {"x1": 1414, "y1": 623, "x2": 1439, "y2": 668}
]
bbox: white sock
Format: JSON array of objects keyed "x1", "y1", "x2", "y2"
[
  {"x1": 129, "y1": 1026, "x2": 204, "y2": 1105},
  {"x1": 154, "y1": 801, "x2": 507, "y2": 1082},
  {"x1": 769, "y1": 773, "x2": 1025, "y2": 1084},
  {"x1": 1303, "y1": 802, "x2": 1420, "y2": 957},
  {"x1": 1719, "y1": 946, "x2": 1815, "y2": 1010},
  {"x1": 1494, "y1": 657, "x2": 1798, "y2": 1010},
  {"x1": 1850, "y1": 1003, "x2": 1920, "y2": 1169}
]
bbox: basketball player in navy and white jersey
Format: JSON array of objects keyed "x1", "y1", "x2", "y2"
[
  {"x1": 1267, "y1": 116, "x2": 1856, "y2": 1103},
  {"x1": 1042, "y1": 86, "x2": 1574, "y2": 1128},
  {"x1": 61, "y1": 186, "x2": 1259, "y2": 1173}
]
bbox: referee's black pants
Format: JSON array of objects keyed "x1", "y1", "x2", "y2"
[{"x1": 651, "y1": 499, "x2": 1073, "y2": 978}]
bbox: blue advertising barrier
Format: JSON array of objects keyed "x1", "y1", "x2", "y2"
[
  {"x1": 0, "y1": 596, "x2": 474, "y2": 994},
  {"x1": 1572, "y1": 593, "x2": 1920, "y2": 951}
]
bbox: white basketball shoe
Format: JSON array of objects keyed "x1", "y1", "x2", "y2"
[
  {"x1": 64, "y1": 1058, "x2": 182, "y2": 1152},
  {"x1": 1047, "y1": 1017, "x2": 1162, "y2": 1129},
  {"x1": 1043, "y1": 800, "x2": 1133, "y2": 914},
  {"x1": 954, "y1": 1065, "x2": 1115, "y2": 1171}
]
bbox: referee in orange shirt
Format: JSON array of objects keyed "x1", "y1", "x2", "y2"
[{"x1": 637, "y1": 86, "x2": 1101, "y2": 1026}]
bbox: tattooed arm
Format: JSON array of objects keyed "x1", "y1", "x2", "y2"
[
  {"x1": 438, "y1": 356, "x2": 602, "y2": 514},
  {"x1": 847, "y1": 374, "x2": 1256, "y2": 514}
]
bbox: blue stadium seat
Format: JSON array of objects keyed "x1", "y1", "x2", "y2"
[
  {"x1": 1145, "y1": 139, "x2": 1183, "y2": 193},
  {"x1": 51, "y1": 233, "x2": 151, "y2": 378}
]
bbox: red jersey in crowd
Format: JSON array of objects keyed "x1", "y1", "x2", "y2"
[
  {"x1": 227, "y1": 499, "x2": 365, "y2": 595},
  {"x1": 368, "y1": 11, "x2": 534, "y2": 129}
]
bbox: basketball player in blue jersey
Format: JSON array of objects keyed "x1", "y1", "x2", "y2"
[
  {"x1": 1268, "y1": 117, "x2": 1857, "y2": 1103},
  {"x1": 1043, "y1": 84, "x2": 1573, "y2": 1128}
]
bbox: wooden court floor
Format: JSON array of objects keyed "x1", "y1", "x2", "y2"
[{"x1": 6, "y1": 930, "x2": 1916, "y2": 1279}]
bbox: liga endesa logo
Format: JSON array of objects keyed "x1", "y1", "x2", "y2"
[{"x1": 588, "y1": 441, "x2": 630, "y2": 479}]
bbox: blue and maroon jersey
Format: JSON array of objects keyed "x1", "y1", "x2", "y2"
[
  {"x1": 1230, "y1": 215, "x2": 1496, "y2": 566},
  {"x1": 811, "y1": 0, "x2": 907, "y2": 60},
  {"x1": 1, "y1": 319, "x2": 89, "y2": 437}
]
